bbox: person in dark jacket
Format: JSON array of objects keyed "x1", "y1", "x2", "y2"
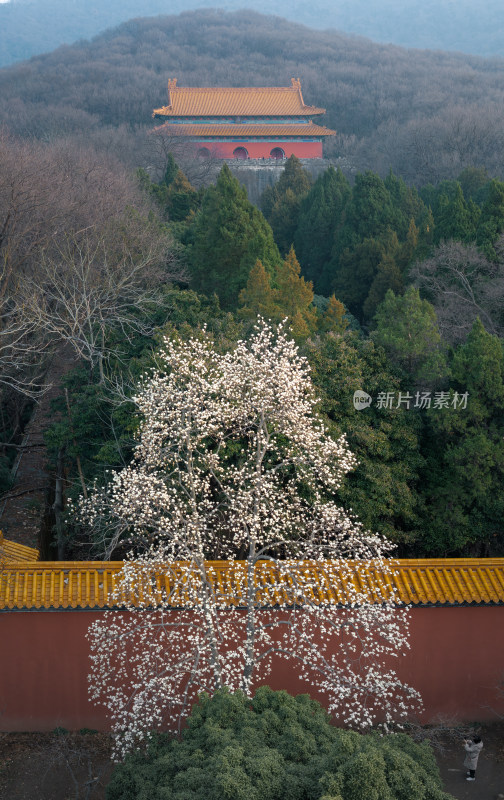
[{"x1": 463, "y1": 736, "x2": 483, "y2": 781}]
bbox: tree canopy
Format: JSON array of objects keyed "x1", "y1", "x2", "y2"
[
  {"x1": 189, "y1": 164, "x2": 281, "y2": 309},
  {"x1": 419, "y1": 319, "x2": 504, "y2": 555},
  {"x1": 107, "y1": 687, "x2": 454, "y2": 800},
  {"x1": 371, "y1": 287, "x2": 447, "y2": 386}
]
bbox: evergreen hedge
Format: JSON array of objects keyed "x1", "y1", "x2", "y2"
[{"x1": 107, "y1": 687, "x2": 454, "y2": 800}]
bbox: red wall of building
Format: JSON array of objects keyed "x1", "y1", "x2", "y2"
[
  {"x1": 191, "y1": 141, "x2": 323, "y2": 159},
  {"x1": 1, "y1": 606, "x2": 503, "y2": 731}
]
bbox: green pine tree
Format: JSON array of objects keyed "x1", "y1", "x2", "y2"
[
  {"x1": 476, "y1": 178, "x2": 504, "y2": 259},
  {"x1": 294, "y1": 166, "x2": 351, "y2": 294},
  {"x1": 333, "y1": 172, "x2": 398, "y2": 255},
  {"x1": 362, "y1": 249, "x2": 404, "y2": 323},
  {"x1": 189, "y1": 164, "x2": 281, "y2": 309},
  {"x1": 433, "y1": 182, "x2": 479, "y2": 244},
  {"x1": 330, "y1": 172, "x2": 427, "y2": 320},
  {"x1": 306, "y1": 332, "x2": 424, "y2": 548},
  {"x1": 137, "y1": 155, "x2": 199, "y2": 223},
  {"x1": 457, "y1": 166, "x2": 490, "y2": 203},
  {"x1": 371, "y1": 287, "x2": 447, "y2": 386},
  {"x1": 420, "y1": 318, "x2": 504, "y2": 555},
  {"x1": 332, "y1": 238, "x2": 382, "y2": 319},
  {"x1": 260, "y1": 155, "x2": 312, "y2": 255},
  {"x1": 383, "y1": 169, "x2": 426, "y2": 239}
]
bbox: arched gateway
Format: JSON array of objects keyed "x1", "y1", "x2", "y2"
[
  {"x1": 233, "y1": 146, "x2": 249, "y2": 159},
  {"x1": 270, "y1": 147, "x2": 285, "y2": 159}
]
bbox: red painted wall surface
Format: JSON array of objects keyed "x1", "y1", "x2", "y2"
[
  {"x1": 1, "y1": 606, "x2": 503, "y2": 731},
  {"x1": 190, "y1": 140, "x2": 323, "y2": 159}
]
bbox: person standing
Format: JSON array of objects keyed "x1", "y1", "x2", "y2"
[{"x1": 463, "y1": 736, "x2": 483, "y2": 781}]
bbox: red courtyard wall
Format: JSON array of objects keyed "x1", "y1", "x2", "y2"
[
  {"x1": 1, "y1": 606, "x2": 503, "y2": 731},
  {"x1": 191, "y1": 141, "x2": 323, "y2": 159}
]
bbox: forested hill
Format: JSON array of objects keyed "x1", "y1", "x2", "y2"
[
  {"x1": 2, "y1": 10, "x2": 504, "y2": 562},
  {"x1": 2, "y1": 9, "x2": 504, "y2": 186},
  {"x1": 1, "y1": 0, "x2": 504, "y2": 67}
]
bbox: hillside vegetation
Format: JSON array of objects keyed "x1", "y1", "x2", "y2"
[
  {"x1": 1, "y1": 11, "x2": 504, "y2": 562},
  {"x1": 1, "y1": 0, "x2": 504, "y2": 68},
  {"x1": 1, "y1": 10, "x2": 504, "y2": 184}
]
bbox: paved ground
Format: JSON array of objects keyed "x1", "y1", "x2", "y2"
[
  {"x1": 436, "y1": 721, "x2": 504, "y2": 800},
  {"x1": 0, "y1": 732, "x2": 113, "y2": 800}
]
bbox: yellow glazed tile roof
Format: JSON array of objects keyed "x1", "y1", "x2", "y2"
[
  {"x1": 1, "y1": 559, "x2": 504, "y2": 611},
  {"x1": 153, "y1": 78, "x2": 326, "y2": 118},
  {"x1": 0, "y1": 532, "x2": 39, "y2": 564},
  {"x1": 153, "y1": 122, "x2": 336, "y2": 138}
]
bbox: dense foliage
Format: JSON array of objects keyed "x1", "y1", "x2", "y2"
[
  {"x1": 106, "y1": 687, "x2": 454, "y2": 800},
  {"x1": 188, "y1": 164, "x2": 281, "y2": 309},
  {"x1": 2, "y1": 8, "x2": 504, "y2": 561},
  {"x1": 43, "y1": 288, "x2": 240, "y2": 559},
  {"x1": 420, "y1": 319, "x2": 504, "y2": 555},
  {"x1": 9, "y1": 149, "x2": 495, "y2": 560}
]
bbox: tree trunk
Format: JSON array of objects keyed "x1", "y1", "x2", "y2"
[{"x1": 54, "y1": 446, "x2": 66, "y2": 560}]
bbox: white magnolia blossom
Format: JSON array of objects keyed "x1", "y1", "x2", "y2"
[{"x1": 82, "y1": 320, "x2": 421, "y2": 758}]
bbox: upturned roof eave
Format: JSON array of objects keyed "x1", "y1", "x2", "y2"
[
  {"x1": 150, "y1": 122, "x2": 336, "y2": 137},
  {"x1": 155, "y1": 79, "x2": 327, "y2": 120},
  {"x1": 152, "y1": 109, "x2": 326, "y2": 119}
]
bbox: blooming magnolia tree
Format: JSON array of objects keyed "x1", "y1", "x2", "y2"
[{"x1": 82, "y1": 321, "x2": 421, "y2": 757}]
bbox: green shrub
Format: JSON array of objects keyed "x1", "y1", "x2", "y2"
[{"x1": 107, "y1": 688, "x2": 454, "y2": 800}]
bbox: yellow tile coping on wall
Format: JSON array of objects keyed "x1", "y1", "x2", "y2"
[{"x1": 1, "y1": 558, "x2": 504, "y2": 611}]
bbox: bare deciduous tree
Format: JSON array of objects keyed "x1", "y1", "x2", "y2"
[
  {"x1": 16, "y1": 219, "x2": 182, "y2": 382},
  {"x1": 0, "y1": 134, "x2": 143, "y2": 293},
  {"x1": 411, "y1": 238, "x2": 504, "y2": 343},
  {"x1": 0, "y1": 133, "x2": 184, "y2": 393},
  {"x1": 145, "y1": 129, "x2": 223, "y2": 189}
]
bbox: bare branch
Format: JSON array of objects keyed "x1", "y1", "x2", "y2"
[{"x1": 412, "y1": 239, "x2": 504, "y2": 343}]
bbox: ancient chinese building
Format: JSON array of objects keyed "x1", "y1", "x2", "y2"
[{"x1": 152, "y1": 78, "x2": 335, "y2": 160}]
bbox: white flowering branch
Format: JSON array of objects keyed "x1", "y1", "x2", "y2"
[{"x1": 82, "y1": 320, "x2": 421, "y2": 758}]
